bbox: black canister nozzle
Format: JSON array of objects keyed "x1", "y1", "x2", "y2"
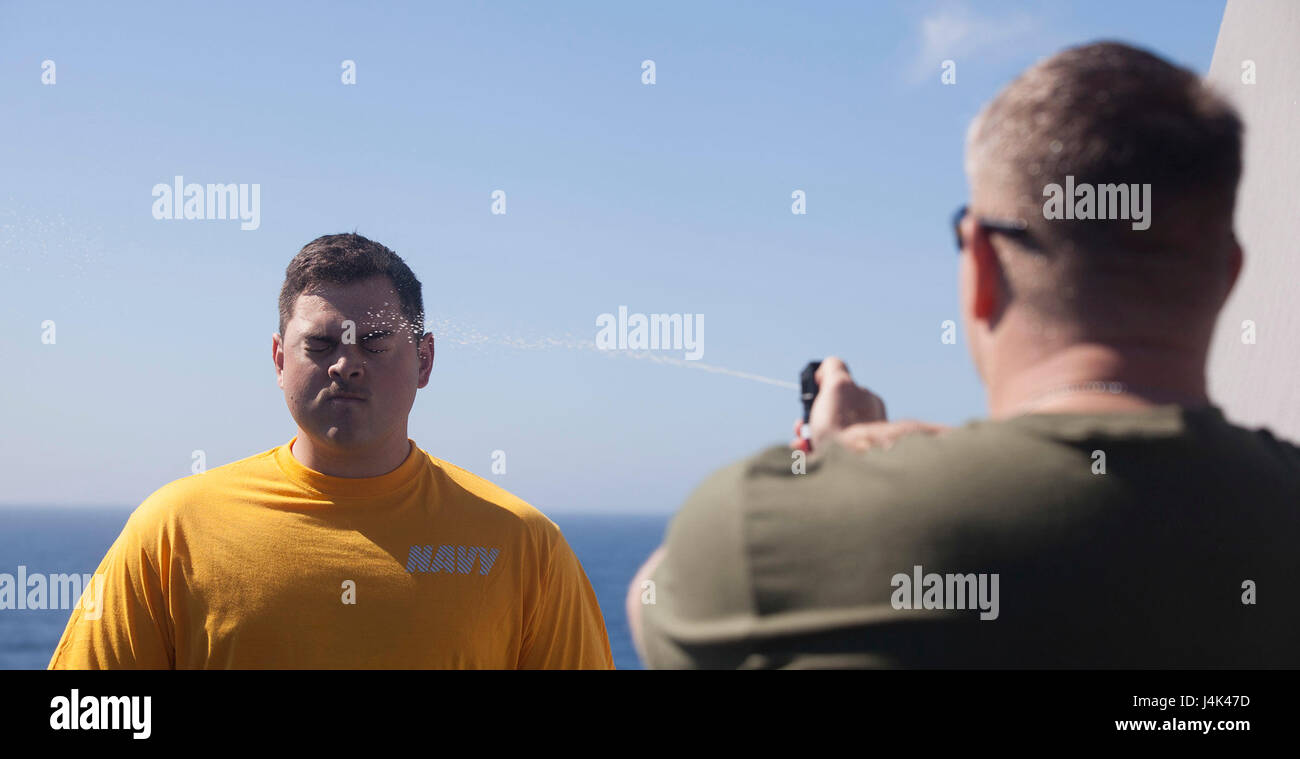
[{"x1": 800, "y1": 361, "x2": 822, "y2": 425}]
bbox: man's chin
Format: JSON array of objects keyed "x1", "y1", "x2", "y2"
[{"x1": 313, "y1": 424, "x2": 374, "y2": 448}]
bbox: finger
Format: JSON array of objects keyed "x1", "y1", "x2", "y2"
[
  {"x1": 833, "y1": 426, "x2": 877, "y2": 453},
  {"x1": 892, "y1": 419, "x2": 949, "y2": 435},
  {"x1": 834, "y1": 420, "x2": 946, "y2": 453},
  {"x1": 870, "y1": 392, "x2": 888, "y2": 422},
  {"x1": 793, "y1": 418, "x2": 805, "y2": 439},
  {"x1": 815, "y1": 356, "x2": 852, "y2": 387}
]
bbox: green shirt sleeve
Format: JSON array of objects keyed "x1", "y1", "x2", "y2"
[{"x1": 636, "y1": 455, "x2": 763, "y2": 669}]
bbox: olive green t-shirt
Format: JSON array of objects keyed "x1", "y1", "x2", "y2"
[{"x1": 637, "y1": 404, "x2": 1300, "y2": 668}]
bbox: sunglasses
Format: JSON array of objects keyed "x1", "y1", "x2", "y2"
[{"x1": 952, "y1": 204, "x2": 1031, "y2": 252}]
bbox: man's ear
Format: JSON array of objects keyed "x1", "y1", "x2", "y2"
[
  {"x1": 416, "y1": 332, "x2": 435, "y2": 388},
  {"x1": 273, "y1": 333, "x2": 285, "y2": 388},
  {"x1": 964, "y1": 217, "x2": 1006, "y2": 323},
  {"x1": 1225, "y1": 237, "x2": 1243, "y2": 299}
]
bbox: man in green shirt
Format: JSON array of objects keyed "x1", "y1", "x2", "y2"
[{"x1": 628, "y1": 41, "x2": 1299, "y2": 668}]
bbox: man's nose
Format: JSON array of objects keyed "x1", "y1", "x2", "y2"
[{"x1": 328, "y1": 347, "x2": 366, "y2": 379}]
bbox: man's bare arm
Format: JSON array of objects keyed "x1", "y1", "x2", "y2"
[{"x1": 626, "y1": 546, "x2": 666, "y2": 664}]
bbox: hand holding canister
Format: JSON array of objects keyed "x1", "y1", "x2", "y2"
[{"x1": 791, "y1": 357, "x2": 945, "y2": 454}]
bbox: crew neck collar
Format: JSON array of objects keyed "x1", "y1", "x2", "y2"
[{"x1": 274, "y1": 436, "x2": 425, "y2": 499}]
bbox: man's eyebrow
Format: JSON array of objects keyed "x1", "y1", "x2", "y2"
[{"x1": 302, "y1": 329, "x2": 394, "y2": 341}]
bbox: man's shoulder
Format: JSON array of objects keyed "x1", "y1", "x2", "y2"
[
  {"x1": 92, "y1": 445, "x2": 281, "y2": 556},
  {"x1": 420, "y1": 452, "x2": 566, "y2": 545},
  {"x1": 132, "y1": 444, "x2": 281, "y2": 518},
  {"x1": 675, "y1": 418, "x2": 1100, "y2": 539},
  {"x1": 126, "y1": 444, "x2": 276, "y2": 522},
  {"x1": 702, "y1": 406, "x2": 1300, "y2": 528},
  {"x1": 736, "y1": 416, "x2": 1030, "y2": 487},
  {"x1": 1213, "y1": 415, "x2": 1300, "y2": 470}
]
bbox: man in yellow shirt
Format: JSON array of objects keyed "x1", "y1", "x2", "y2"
[{"x1": 49, "y1": 233, "x2": 614, "y2": 669}]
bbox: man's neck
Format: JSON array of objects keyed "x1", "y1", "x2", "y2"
[
  {"x1": 988, "y1": 340, "x2": 1211, "y2": 419},
  {"x1": 291, "y1": 432, "x2": 413, "y2": 478}
]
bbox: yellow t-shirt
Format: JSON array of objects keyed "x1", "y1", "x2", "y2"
[{"x1": 48, "y1": 437, "x2": 615, "y2": 669}]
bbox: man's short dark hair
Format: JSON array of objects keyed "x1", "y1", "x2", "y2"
[
  {"x1": 965, "y1": 41, "x2": 1244, "y2": 326},
  {"x1": 278, "y1": 233, "x2": 425, "y2": 341}
]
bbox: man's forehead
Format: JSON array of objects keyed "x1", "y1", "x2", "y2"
[
  {"x1": 290, "y1": 289, "x2": 413, "y2": 333},
  {"x1": 294, "y1": 296, "x2": 402, "y2": 318}
]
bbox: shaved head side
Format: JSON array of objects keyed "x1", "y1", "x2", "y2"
[{"x1": 964, "y1": 41, "x2": 1243, "y2": 336}]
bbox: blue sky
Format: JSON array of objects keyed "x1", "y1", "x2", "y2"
[{"x1": 0, "y1": 0, "x2": 1227, "y2": 513}]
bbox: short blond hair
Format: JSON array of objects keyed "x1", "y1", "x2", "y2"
[{"x1": 964, "y1": 41, "x2": 1243, "y2": 327}]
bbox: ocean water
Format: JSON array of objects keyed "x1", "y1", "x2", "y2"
[{"x1": 0, "y1": 507, "x2": 670, "y2": 670}]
